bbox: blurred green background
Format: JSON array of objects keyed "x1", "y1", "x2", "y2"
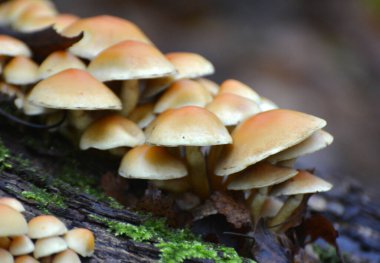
[{"x1": 55, "y1": 0, "x2": 380, "y2": 200}]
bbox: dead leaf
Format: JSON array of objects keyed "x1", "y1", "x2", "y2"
[
  {"x1": 252, "y1": 221, "x2": 291, "y2": 263},
  {"x1": 0, "y1": 26, "x2": 83, "y2": 62},
  {"x1": 210, "y1": 192, "x2": 251, "y2": 229}
]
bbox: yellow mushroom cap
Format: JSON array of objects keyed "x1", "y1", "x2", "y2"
[
  {"x1": 154, "y1": 79, "x2": 212, "y2": 113},
  {"x1": 119, "y1": 145, "x2": 187, "y2": 180},
  {"x1": 227, "y1": 162, "x2": 298, "y2": 190},
  {"x1": 268, "y1": 129, "x2": 334, "y2": 162},
  {"x1": 271, "y1": 170, "x2": 333, "y2": 196},
  {"x1": 12, "y1": 13, "x2": 77, "y2": 33},
  {"x1": 64, "y1": 228, "x2": 95, "y2": 257},
  {"x1": 4, "y1": 56, "x2": 39, "y2": 85},
  {"x1": 0, "y1": 204, "x2": 28, "y2": 237},
  {"x1": 145, "y1": 106, "x2": 232, "y2": 147},
  {"x1": 62, "y1": 15, "x2": 151, "y2": 59},
  {"x1": 206, "y1": 93, "x2": 261, "y2": 126},
  {"x1": 215, "y1": 109, "x2": 326, "y2": 176},
  {"x1": 33, "y1": 237, "x2": 67, "y2": 259},
  {"x1": 15, "y1": 255, "x2": 39, "y2": 263},
  {"x1": 79, "y1": 114, "x2": 145, "y2": 150},
  {"x1": 259, "y1": 96, "x2": 278, "y2": 111},
  {"x1": 52, "y1": 249, "x2": 81, "y2": 263},
  {"x1": 88, "y1": 40, "x2": 176, "y2": 82},
  {"x1": 165, "y1": 52, "x2": 214, "y2": 79},
  {"x1": 38, "y1": 51, "x2": 86, "y2": 79},
  {"x1": 219, "y1": 79, "x2": 260, "y2": 103},
  {"x1": 9, "y1": 235, "x2": 34, "y2": 256},
  {"x1": 0, "y1": 35, "x2": 31, "y2": 57},
  {"x1": 27, "y1": 215, "x2": 67, "y2": 239},
  {"x1": 0, "y1": 197, "x2": 25, "y2": 212},
  {"x1": 28, "y1": 69, "x2": 122, "y2": 110},
  {"x1": 0, "y1": 248, "x2": 13, "y2": 263}
]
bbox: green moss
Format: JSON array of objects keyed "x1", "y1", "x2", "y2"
[
  {"x1": 21, "y1": 186, "x2": 67, "y2": 213},
  {"x1": 0, "y1": 138, "x2": 12, "y2": 170},
  {"x1": 313, "y1": 244, "x2": 349, "y2": 263},
  {"x1": 89, "y1": 215, "x2": 251, "y2": 263}
]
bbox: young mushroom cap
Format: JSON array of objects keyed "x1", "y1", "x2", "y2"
[
  {"x1": 0, "y1": 197, "x2": 25, "y2": 212},
  {"x1": 0, "y1": 204, "x2": 28, "y2": 237},
  {"x1": 215, "y1": 109, "x2": 326, "y2": 176},
  {"x1": 206, "y1": 93, "x2": 261, "y2": 126},
  {"x1": 33, "y1": 237, "x2": 67, "y2": 259},
  {"x1": 52, "y1": 249, "x2": 81, "y2": 263},
  {"x1": 15, "y1": 255, "x2": 39, "y2": 263},
  {"x1": 165, "y1": 52, "x2": 214, "y2": 79},
  {"x1": 271, "y1": 170, "x2": 333, "y2": 196},
  {"x1": 0, "y1": 248, "x2": 13, "y2": 263},
  {"x1": 143, "y1": 52, "x2": 214, "y2": 98},
  {"x1": 154, "y1": 79, "x2": 212, "y2": 113},
  {"x1": 27, "y1": 69, "x2": 122, "y2": 110},
  {"x1": 27, "y1": 215, "x2": 67, "y2": 239},
  {"x1": 218, "y1": 79, "x2": 260, "y2": 103},
  {"x1": 88, "y1": 40, "x2": 176, "y2": 82},
  {"x1": 38, "y1": 51, "x2": 86, "y2": 79},
  {"x1": 79, "y1": 114, "x2": 145, "y2": 150},
  {"x1": 3, "y1": 56, "x2": 39, "y2": 85},
  {"x1": 145, "y1": 106, "x2": 232, "y2": 146},
  {"x1": 268, "y1": 129, "x2": 334, "y2": 162},
  {"x1": 0, "y1": 35, "x2": 31, "y2": 57},
  {"x1": 119, "y1": 145, "x2": 187, "y2": 180},
  {"x1": 9, "y1": 235, "x2": 34, "y2": 256},
  {"x1": 62, "y1": 15, "x2": 151, "y2": 59},
  {"x1": 64, "y1": 228, "x2": 95, "y2": 257},
  {"x1": 227, "y1": 162, "x2": 298, "y2": 190}
]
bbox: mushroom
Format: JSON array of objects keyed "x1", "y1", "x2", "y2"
[
  {"x1": 64, "y1": 228, "x2": 95, "y2": 257},
  {"x1": 14, "y1": 255, "x2": 39, "y2": 263},
  {"x1": 145, "y1": 106, "x2": 232, "y2": 198},
  {"x1": 28, "y1": 215, "x2": 67, "y2": 239},
  {"x1": 3, "y1": 56, "x2": 39, "y2": 85},
  {"x1": 52, "y1": 249, "x2": 81, "y2": 263},
  {"x1": 62, "y1": 15, "x2": 151, "y2": 59},
  {"x1": 0, "y1": 204, "x2": 28, "y2": 237},
  {"x1": 143, "y1": 52, "x2": 214, "y2": 98},
  {"x1": 218, "y1": 79, "x2": 260, "y2": 103},
  {"x1": 33, "y1": 237, "x2": 67, "y2": 259},
  {"x1": 268, "y1": 129, "x2": 334, "y2": 163},
  {"x1": 9, "y1": 235, "x2": 34, "y2": 256},
  {"x1": 227, "y1": 162, "x2": 298, "y2": 225},
  {"x1": 154, "y1": 79, "x2": 212, "y2": 113},
  {"x1": 27, "y1": 69, "x2": 122, "y2": 110},
  {"x1": 127, "y1": 103, "x2": 155, "y2": 129},
  {"x1": 0, "y1": 35, "x2": 31, "y2": 57},
  {"x1": 196, "y1": 78, "x2": 219, "y2": 96},
  {"x1": 79, "y1": 114, "x2": 145, "y2": 151},
  {"x1": 215, "y1": 109, "x2": 326, "y2": 176},
  {"x1": 0, "y1": 237, "x2": 10, "y2": 249},
  {"x1": 0, "y1": 248, "x2": 13, "y2": 263},
  {"x1": 38, "y1": 51, "x2": 86, "y2": 80},
  {"x1": 0, "y1": 197, "x2": 25, "y2": 212},
  {"x1": 268, "y1": 170, "x2": 332, "y2": 232},
  {"x1": 119, "y1": 144, "x2": 187, "y2": 180}
]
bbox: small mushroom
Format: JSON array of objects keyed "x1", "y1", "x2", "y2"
[
  {"x1": 9, "y1": 235, "x2": 34, "y2": 256},
  {"x1": 0, "y1": 35, "x2": 31, "y2": 57},
  {"x1": 28, "y1": 215, "x2": 67, "y2": 239},
  {"x1": 0, "y1": 248, "x2": 13, "y2": 263},
  {"x1": 3, "y1": 56, "x2": 39, "y2": 85},
  {"x1": 52, "y1": 249, "x2": 81, "y2": 263},
  {"x1": 64, "y1": 228, "x2": 95, "y2": 257},
  {"x1": 33, "y1": 237, "x2": 67, "y2": 259},
  {"x1": 0, "y1": 197, "x2": 25, "y2": 212},
  {"x1": 14, "y1": 255, "x2": 39, "y2": 263},
  {"x1": 218, "y1": 79, "x2": 260, "y2": 103},
  {"x1": 0, "y1": 204, "x2": 28, "y2": 237}
]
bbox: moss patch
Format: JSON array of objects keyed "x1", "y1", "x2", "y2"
[
  {"x1": 21, "y1": 185, "x2": 67, "y2": 213},
  {"x1": 90, "y1": 215, "x2": 252, "y2": 263},
  {"x1": 0, "y1": 138, "x2": 12, "y2": 170}
]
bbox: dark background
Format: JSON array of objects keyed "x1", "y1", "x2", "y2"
[{"x1": 55, "y1": 0, "x2": 380, "y2": 200}]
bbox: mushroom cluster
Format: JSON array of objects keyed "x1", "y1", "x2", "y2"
[
  {"x1": 0, "y1": 197, "x2": 95, "y2": 263},
  {"x1": 0, "y1": 0, "x2": 334, "y2": 232}
]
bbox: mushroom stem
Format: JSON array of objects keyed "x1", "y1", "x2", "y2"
[
  {"x1": 120, "y1": 79, "x2": 139, "y2": 116},
  {"x1": 267, "y1": 194, "x2": 303, "y2": 232},
  {"x1": 249, "y1": 187, "x2": 268, "y2": 226},
  {"x1": 186, "y1": 146, "x2": 210, "y2": 199},
  {"x1": 207, "y1": 145, "x2": 225, "y2": 191}
]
